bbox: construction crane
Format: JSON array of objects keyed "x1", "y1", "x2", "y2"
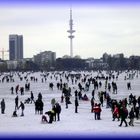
[{"x1": 0, "y1": 48, "x2": 9, "y2": 60}]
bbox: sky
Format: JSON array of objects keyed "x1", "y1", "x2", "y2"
[{"x1": 0, "y1": 0, "x2": 140, "y2": 59}]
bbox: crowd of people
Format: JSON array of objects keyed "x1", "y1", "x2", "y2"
[{"x1": 0, "y1": 70, "x2": 140, "y2": 128}]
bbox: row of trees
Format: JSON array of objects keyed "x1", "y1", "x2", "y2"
[
  {"x1": 0, "y1": 58, "x2": 87, "y2": 71},
  {"x1": 0, "y1": 56, "x2": 140, "y2": 72},
  {"x1": 105, "y1": 56, "x2": 140, "y2": 70}
]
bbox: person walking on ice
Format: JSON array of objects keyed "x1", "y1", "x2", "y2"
[
  {"x1": 18, "y1": 101, "x2": 25, "y2": 116},
  {"x1": 15, "y1": 96, "x2": 19, "y2": 110},
  {"x1": 119, "y1": 105, "x2": 128, "y2": 127},
  {"x1": 55, "y1": 102, "x2": 61, "y2": 121},
  {"x1": 129, "y1": 107, "x2": 135, "y2": 126},
  {"x1": 75, "y1": 97, "x2": 79, "y2": 113},
  {"x1": 1, "y1": 99, "x2": 5, "y2": 114},
  {"x1": 30, "y1": 91, "x2": 34, "y2": 103}
]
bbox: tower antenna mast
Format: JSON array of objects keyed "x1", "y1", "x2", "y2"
[{"x1": 67, "y1": 8, "x2": 75, "y2": 58}]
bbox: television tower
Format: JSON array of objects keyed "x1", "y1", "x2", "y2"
[{"x1": 67, "y1": 8, "x2": 75, "y2": 58}]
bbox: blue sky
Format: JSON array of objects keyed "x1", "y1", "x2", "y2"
[{"x1": 0, "y1": 0, "x2": 140, "y2": 59}]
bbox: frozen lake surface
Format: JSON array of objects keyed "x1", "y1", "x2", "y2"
[{"x1": 0, "y1": 71, "x2": 139, "y2": 137}]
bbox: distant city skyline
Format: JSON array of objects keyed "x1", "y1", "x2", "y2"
[{"x1": 0, "y1": 1, "x2": 140, "y2": 59}]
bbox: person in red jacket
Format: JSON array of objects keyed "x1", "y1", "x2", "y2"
[
  {"x1": 93, "y1": 103, "x2": 98, "y2": 120},
  {"x1": 93, "y1": 103, "x2": 102, "y2": 120},
  {"x1": 112, "y1": 105, "x2": 120, "y2": 121}
]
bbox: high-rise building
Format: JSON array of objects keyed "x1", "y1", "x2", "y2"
[
  {"x1": 33, "y1": 51, "x2": 56, "y2": 66},
  {"x1": 113, "y1": 53, "x2": 124, "y2": 59},
  {"x1": 9, "y1": 34, "x2": 23, "y2": 60}
]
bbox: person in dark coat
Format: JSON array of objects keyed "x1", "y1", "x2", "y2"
[
  {"x1": 38, "y1": 99, "x2": 44, "y2": 115},
  {"x1": 52, "y1": 105, "x2": 57, "y2": 121},
  {"x1": 65, "y1": 95, "x2": 69, "y2": 109},
  {"x1": 75, "y1": 97, "x2": 79, "y2": 113},
  {"x1": 18, "y1": 101, "x2": 25, "y2": 116},
  {"x1": 124, "y1": 98, "x2": 128, "y2": 108},
  {"x1": 78, "y1": 91, "x2": 82, "y2": 100},
  {"x1": 132, "y1": 96, "x2": 137, "y2": 109},
  {"x1": 49, "y1": 83, "x2": 54, "y2": 90},
  {"x1": 38, "y1": 93, "x2": 42, "y2": 100},
  {"x1": 91, "y1": 96, "x2": 94, "y2": 113},
  {"x1": 119, "y1": 106, "x2": 128, "y2": 127},
  {"x1": 15, "y1": 85, "x2": 19, "y2": 94},
  {"x1": 106, "y1": 94, "x2": 111, "y2": 108},
  {"x1": 135, "y1": 106, "x2": 139, "y2": 120},
  {"x1": 74, "y1": 90, "x2": 78, "y2": 97},
  {"x1": 1, "y1": 99, "x2": 5, "y2": 114},
  {"x1": 35, "y1": 99, "x2": 39, "y2": 114},
  {"x1": 91, "y1": 89, "x2": 95, "y2": 99},
  {"x1": 127, "y1": 82, "x2": 131, "y2": 90},
  {"x1": 55, "y1": 103, "x2": 61, "y2": 121},
  {"x1": 129, "y1": 93, "x2": 133, "y2": 105},
  {"x1": 12, "y1": 110, "x2": 18, "y2": 117},
  {"x1": 30, "y1": 91, "x2": 34, "y2": 103},
  {"x1": 108, "y1": 83, "x2": 111, "y2": 92},
  {"x1": 129, "y1": 107, "x2": 135, "y2": 126},
  {"x1": 100, "y1": 93, "x2": 104, "y2": 107},
  {"x1": 45, "y1": 110, "x2": 54, "y2": 124},
  {"x1": 61, "y1": 94, "x2": 64, "y2": 103},
  {"x1": 15, "y1": 96, "x2": 19, "y2": 110},
  {"x1": 20, "y1": 87, "x2": 24, "y2": 95},
  {"x1": 11, "y1": 87, "x2": 14, "y2": 94},
  {"x1": 138, "y1": 96, "x2": 140, "y2": 109}
]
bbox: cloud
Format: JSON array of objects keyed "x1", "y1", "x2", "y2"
[{"x1": 0, "y1": 6, "x2": 140, "y2": 59}]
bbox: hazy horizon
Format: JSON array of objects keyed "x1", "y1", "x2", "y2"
[{"x1": 0, "y1": 0, "x2": 140, "y2": 59}]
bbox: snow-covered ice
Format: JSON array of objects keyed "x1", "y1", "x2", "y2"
[{"x1": 0, "y1": 71, "x2": 139, "y2": 137}]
